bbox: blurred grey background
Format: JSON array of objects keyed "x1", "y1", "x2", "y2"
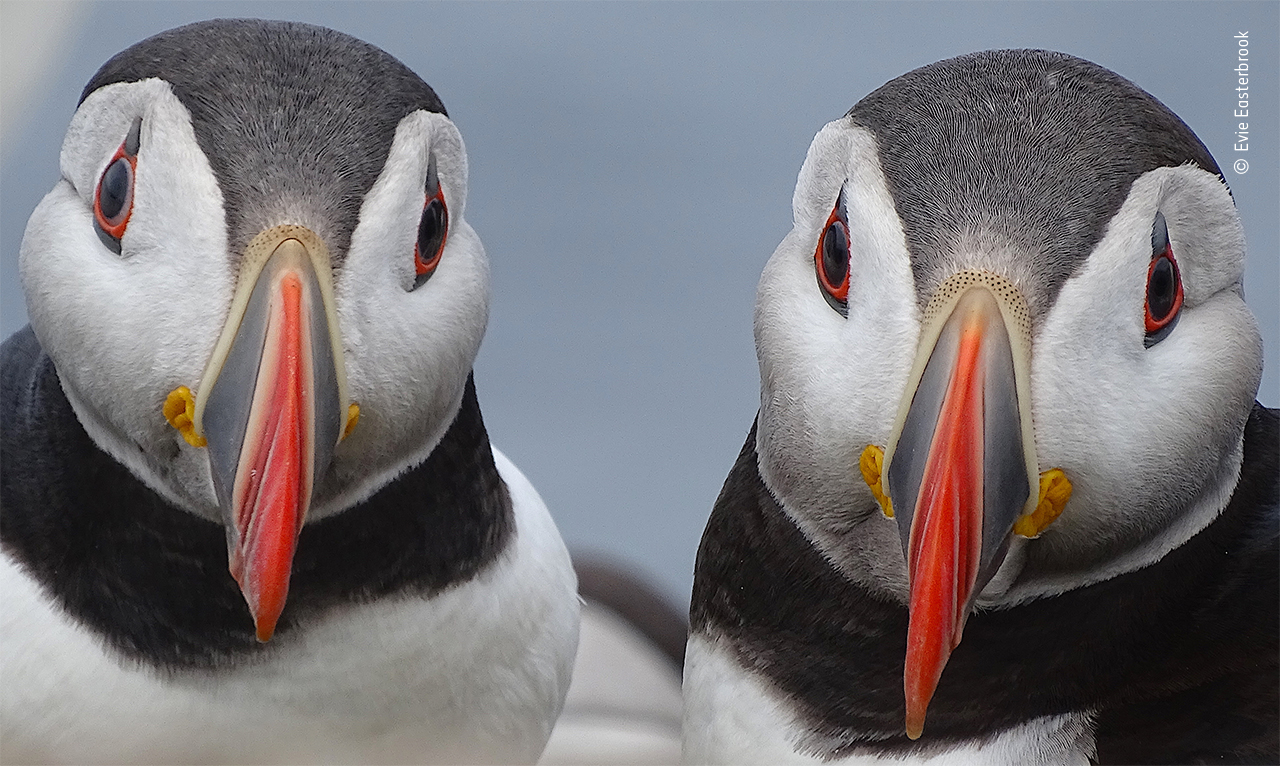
[{"x1": 3, "y1": 1, "x2": 1276, "y2": 608}]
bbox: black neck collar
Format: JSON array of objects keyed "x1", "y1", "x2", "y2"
[{"x1": 2, "y1": 326, "x2": 513, "y2": 671}]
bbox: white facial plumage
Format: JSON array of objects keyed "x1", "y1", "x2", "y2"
[
  {"x1": 753, "y1": 117, "x2": 1263, "y2": 605},
  {"x1": 19, "y1": 79, "x2": 489, "y2": 525},
  {"x1": 1021, "y1": 165, "x2": 1261, "y2": 600}
]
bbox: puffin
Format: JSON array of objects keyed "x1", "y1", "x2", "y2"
[
  {"x1": 683, "y1": 50, "x2": 1277, "y2": 764},
  {"x1": 1, "y1": 19, "x2": 579, "y2": 764}
]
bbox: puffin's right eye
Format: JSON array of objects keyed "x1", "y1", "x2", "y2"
[
  {"x1": 1144, "y1": 211, "x2": 1184, "y2": 347},
  {"x1": 411, "y1": 154, "x2": 448, "y2": 291},
  {"x1": 93, "y1": 119, "x2": 141, "y2": 255},
  {"x1": 814, "y1": 186, "x2": 851, "y2": 316}
]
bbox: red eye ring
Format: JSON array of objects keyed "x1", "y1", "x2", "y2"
[
  {"x1": 814, "y1": 201, "x2": 851, "y2": 308},
  {"x1": 93, "y1": 143, "x2": 136, "y2": 240},
  {"x1": 1143, "y1": 247, "x2": 1184, "y2": 335},
  {"x1": 412, "y1": 183, "x2": 448, "y2": 289},
  {"x1": 414, "y1": 187, "x2": 447, "y2": 274},
  {"x1": 413, "y1": 244, "x2": 440, "y2": 275}
]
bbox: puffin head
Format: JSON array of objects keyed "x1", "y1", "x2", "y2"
[
  {"x1": 752, "y1": 50, "x2": 1263, "y2": 738},
  {"x1": 19, "y1": 19, "x2": 489, "y2": 641}
]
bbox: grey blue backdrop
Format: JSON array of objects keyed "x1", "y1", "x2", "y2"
[{"x1": 2, "y1": 1, "x2": 1276, "y2": 606}]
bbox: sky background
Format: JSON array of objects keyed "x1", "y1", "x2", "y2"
[{"x1": 2, "y1": 1, "x2": 1276, "y2": 607}]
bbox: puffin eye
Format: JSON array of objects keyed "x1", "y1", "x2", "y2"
[
  {"x1": 814, "y1": 186, "x2": 851, "y2": 316},
  {"x1": 93, "y1": 119, "x2": 141, "y2": 255},
  {"x1": 411, "y1": 155, "x2": 448, "y2": 290},
  {"x1": 1144, "y1": 211, "x2": 1184, "y2": 347},
  {"x1": 97, "y1": 159, "x2": 132, "y2": 223}
]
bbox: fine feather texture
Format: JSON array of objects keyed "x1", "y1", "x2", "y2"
[
  {"x1": 81, "y1": 19, "x2": 446, "y2": 265},
  {"x1": 847, "y1": 49, "x2": 1221, "y2": 321}
]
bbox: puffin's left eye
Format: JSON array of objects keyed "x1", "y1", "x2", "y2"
[
  {"x1": 814, "y1": 185, "x2": 851, "y2": 316},
  {"x1": 93, "y1": 118, "x2": 141, "y2": 255},
  {"x1": 1144, "y1": 211, "x2": 1184, "y2": 347},
  {"x1": 411, "y1": 155, "x2": 448, "y2": 291}
]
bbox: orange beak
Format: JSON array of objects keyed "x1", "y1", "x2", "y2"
[
  {"x1": 194, "y1": 227, "x2": 349, "y2": 641},
  {"x1": 883, "y1": 272, "x2": 1039, "y2": 739}
]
